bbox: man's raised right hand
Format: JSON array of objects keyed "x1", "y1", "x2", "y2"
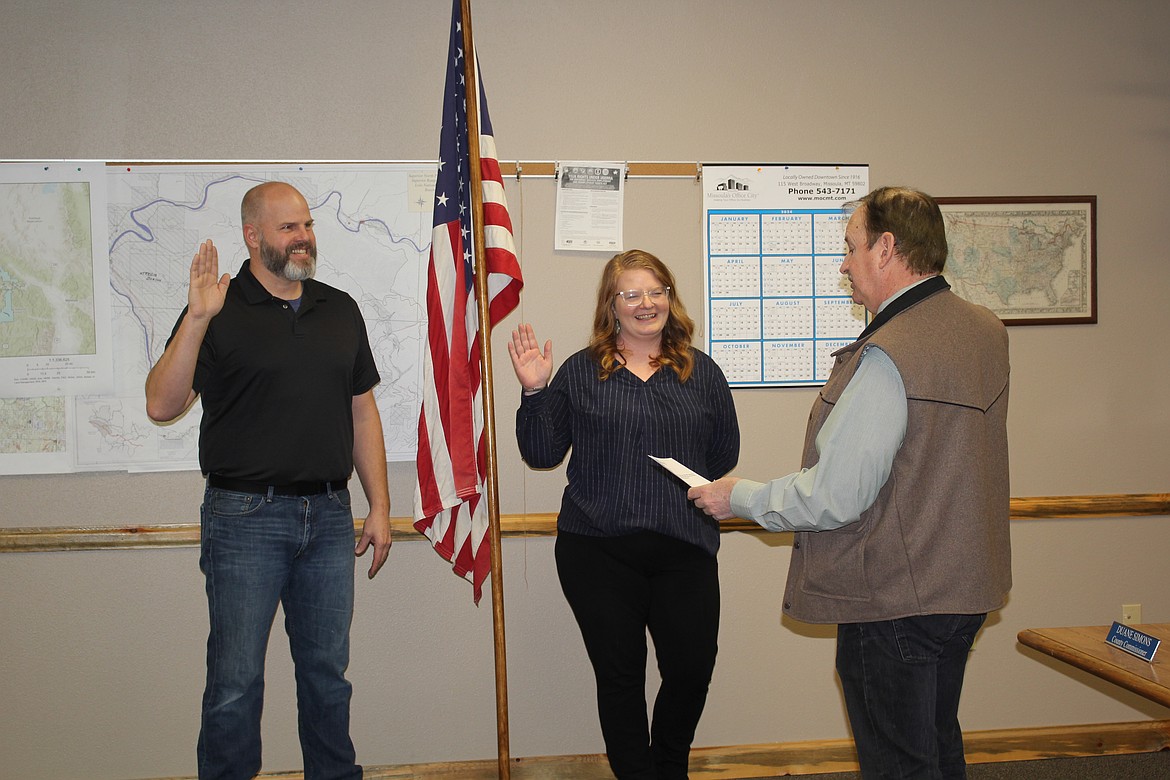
[{"x1": 188, "y1": 239, "x2": 230, "y2": 322}]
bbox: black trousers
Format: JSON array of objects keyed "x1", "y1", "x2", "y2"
[{"x1": 555, "y1": 530, "x2": 720, "y2": 780}]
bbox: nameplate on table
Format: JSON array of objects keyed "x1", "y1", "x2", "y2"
[{"x1": 1105, "y1": 622, "x2": 1160, "y2": 662}]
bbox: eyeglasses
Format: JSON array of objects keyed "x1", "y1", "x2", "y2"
[{"x1": 615, "y1": 287, "x2": 670, "y2": 306}]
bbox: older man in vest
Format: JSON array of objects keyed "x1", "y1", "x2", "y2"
[{"x1": 690, "y1": 186, "x2": 1010, "y2": 779}]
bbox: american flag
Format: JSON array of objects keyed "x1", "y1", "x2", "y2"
[{"x1": 414, "y1": 0, "x2": 523, "y2": 604}]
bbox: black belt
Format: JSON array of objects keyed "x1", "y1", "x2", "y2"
[{"x1": 207, "y1": 474, "x2": 347, "y2": 497}]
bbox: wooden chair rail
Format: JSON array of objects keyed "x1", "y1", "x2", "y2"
[{"x1": 1, "y1": 493, "x2": 1166, "y2": 554}]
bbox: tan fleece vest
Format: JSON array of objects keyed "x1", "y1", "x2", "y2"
[{"x1": 782, "y1": 288, "x2": 1011, "y2": 624}]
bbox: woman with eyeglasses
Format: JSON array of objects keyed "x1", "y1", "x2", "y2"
[{"x1": 509, "y1": 248, "x2": 740, "y2": 779}]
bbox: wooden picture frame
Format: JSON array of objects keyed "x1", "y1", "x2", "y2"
[{"x1": 935, "y1": 196, "x2": 1097, "y2": 325}]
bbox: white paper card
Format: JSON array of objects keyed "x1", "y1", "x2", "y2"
[{"x1": 650, "y1": 455, "x2": 710, "y2": 488}]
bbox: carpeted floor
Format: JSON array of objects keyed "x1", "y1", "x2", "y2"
[{"x1": 800, "y1": 750, "x2": 1170, "y2": 780}]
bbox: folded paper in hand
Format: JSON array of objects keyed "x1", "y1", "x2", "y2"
[{"x1": 650, "y1": 455, "x2": 710, "y2": 488}]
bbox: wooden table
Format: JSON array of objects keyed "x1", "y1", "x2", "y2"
[{"x1": 1018, "y1": 623, "x2": 1170, "y2": 708}]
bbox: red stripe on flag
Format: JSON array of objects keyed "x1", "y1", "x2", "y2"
[{"x1": 414, "y1": 0, "x2": 523, "y2": 604}]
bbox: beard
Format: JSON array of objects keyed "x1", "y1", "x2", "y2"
[{"x1": 260, "y1": 236, "x2": 317, "y2": 281}]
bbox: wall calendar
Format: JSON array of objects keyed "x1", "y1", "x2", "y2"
[{"x1": 702, "y1": 164, "x2": 869, "y2": 387}]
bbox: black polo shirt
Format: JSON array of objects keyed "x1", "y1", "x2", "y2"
[{"x1": 166, "y1": 261, "x2": 380, "y2": 483}]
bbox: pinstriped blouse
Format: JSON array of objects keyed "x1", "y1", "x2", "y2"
[{"x1": 516, "y1": 348, "x2": 740, "y2": 555}]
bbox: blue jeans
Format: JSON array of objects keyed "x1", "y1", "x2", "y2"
[
  {"x1": 836, "y1": 614, "x2": 986, "y2": 780},
  {"x1": 197, "y1": 486, "x2": 361, "y2": 780}
]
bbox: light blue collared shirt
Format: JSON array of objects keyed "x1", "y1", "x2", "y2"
[
  {"x1": 728, "y1": 280, "x2": 935, "y2": 532},
  {"x1": 729, "y1": 346, "x2": 906, "y2": 532}
]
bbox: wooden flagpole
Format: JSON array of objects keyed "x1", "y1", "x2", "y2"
[{"x1": 459, "y1": 1, "x2": 511, "y2": 777}]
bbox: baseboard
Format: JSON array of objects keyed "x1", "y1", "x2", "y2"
[{"x1": 173, "y1": 719, "x2": 1168, "y2": 779}]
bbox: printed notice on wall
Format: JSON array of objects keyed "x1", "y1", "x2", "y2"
[
  {"x1": 555, "y1": 162, "x2": 625, "y2": 252},
  {"x1": 702, "y1": 164, "x2": 869, "y2": 387}
]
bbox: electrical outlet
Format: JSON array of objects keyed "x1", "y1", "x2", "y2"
[{"x1": 1121, "y1": 604, "x2": 1142, "y2": 625}]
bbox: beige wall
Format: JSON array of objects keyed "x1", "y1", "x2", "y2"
[{"x1": 1, "y1": 1, "x2": 1168, "y2": 777}]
